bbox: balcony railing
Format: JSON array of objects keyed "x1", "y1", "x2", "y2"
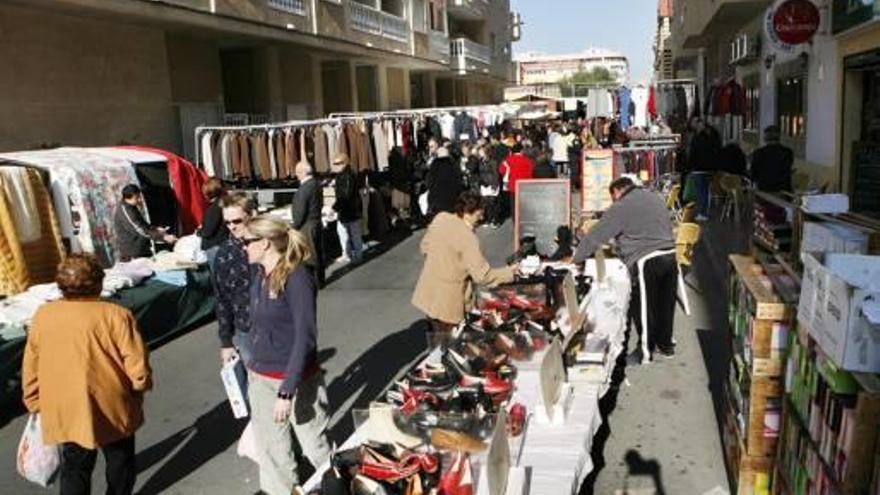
[
  {"x1": 447, "y1": 0, "x2": 490, "y2": 20},
  {"x1": 349, "y1": 2, "x2": 409, "y2": 43},
  {"x1": 450, "y1": 37, "x2": 490, "y2": 66},
  {"x1": 267, "y1": 0, "x2": 306, "y2": 16},
  {"x1": 430, "y1": 30, "x2": 450, "y2": 57}
]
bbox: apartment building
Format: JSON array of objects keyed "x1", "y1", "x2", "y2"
[
  {"x1": 654, "y1": 0, "x2": 674, "y2": 81},
  {"x1": 0, "y1": 0, "x2": 520, "y2": 158},
  {"x1": 515, "y1": 49, "x2": 630, "y2": 85},
  {"x1": 669, "y1": 0, "x2": 880, "y2": 216}
]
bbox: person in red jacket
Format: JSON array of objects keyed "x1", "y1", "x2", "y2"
[{"x1": 498, "y1": 143, "x2": 535, "y2": 223}]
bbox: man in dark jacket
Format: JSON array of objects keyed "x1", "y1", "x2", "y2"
[
  {"x1": 573, "y1": 177, "x2": 677, "y2": 360},
  {"x1": 113, "y1": 184, "x2": 177, "y2": 262},
  {"x1": 427, "y1": 147, "x2": 463, "y2": 216},
  {"x1": 291, "y1": 161, "x2": 325, "y2": 286},
  {"x1": 331, "y1": 153, "x2": 364, "y2": 263},
  {"x1": 751, "y1": 125, "x2": 793, "y2": 192}
]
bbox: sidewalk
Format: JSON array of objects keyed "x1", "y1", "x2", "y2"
[{"x1": 584, "y1": 218, "x2": 750, "y2": 495}]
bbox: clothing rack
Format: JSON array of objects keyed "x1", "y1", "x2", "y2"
[
  {"x1": 193, "y1": 117, "x2": 345, "y2": 171},
  {"x1": 328, "y1": 104, "x2": 504, "y2": 120}
]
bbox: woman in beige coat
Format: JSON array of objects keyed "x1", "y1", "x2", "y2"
[
  {"x1": 412, "y1": 191, "x2": 516, "y2": 332},
  {"x1": 22, "y1": 254, "x2": 151, "y2": 495}
]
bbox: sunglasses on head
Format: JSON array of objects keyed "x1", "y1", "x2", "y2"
[{"x1": 225, "y1": 218, "x2": 245, "y2": 226}]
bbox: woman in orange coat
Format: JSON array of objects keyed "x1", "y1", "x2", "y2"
[{"x1": 22, "y1": 254, "x2": 152, "y2": 495}]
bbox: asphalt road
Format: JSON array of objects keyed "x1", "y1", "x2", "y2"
[{"x1": 0, "y1": 217, "x2": 734, "y2": 495}]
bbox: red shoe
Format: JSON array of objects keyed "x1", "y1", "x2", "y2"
[{"x1": 438, "y1": 452, "x2": 474, "y2": 495}]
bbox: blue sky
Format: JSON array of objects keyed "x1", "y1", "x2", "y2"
[{"x1": 510, "y1": 0, "x2": 657, "y2": 82}]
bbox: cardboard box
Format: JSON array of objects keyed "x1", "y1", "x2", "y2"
[
  {"x1": 801, "y1": 221, "x2": 869, "y2": 256},
  {"x1": 798, "y1": 253, "x2": 880, "y2": 373},
  {"x1": 801, "y1": 194, "x2": 849, "y2": 214},
  {"x1": 221, "y1": 357, "x2": 249, "y2": 419}
]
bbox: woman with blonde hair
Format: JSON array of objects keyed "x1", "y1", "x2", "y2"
[{"x1": 242, "y1": 215, "x2": 330, "y2": 495}]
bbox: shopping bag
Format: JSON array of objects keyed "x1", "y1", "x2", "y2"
[
  {"x1": 236, "y1": 420, "x2": 259, "y2": 463},
  {"x1": 220, "y1": 356, "x2": 249, "y2": 418},
  {"x1": 16, "y1": 414, "x2": 60, "y2": 487}
]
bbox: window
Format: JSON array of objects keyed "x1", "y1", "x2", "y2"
[
  {"x1": 413, "y1": 0, "x2": 427, "y2": 32},
  {"x1": 744, "y1": 76, "x2": 760, "y2": 132},
  {"x1": 777, "y1": 75, "x2": 806, "y2": 140}
]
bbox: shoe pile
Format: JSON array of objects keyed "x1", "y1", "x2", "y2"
[{"x1": 315, "y1": 266, "x2": 595, "y2": 495}]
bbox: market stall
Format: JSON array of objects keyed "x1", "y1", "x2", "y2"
[{"x1": 300, "y1": 257, "x2": 630, "y2": 495}]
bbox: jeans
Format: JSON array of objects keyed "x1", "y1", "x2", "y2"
[
  {"x1": 691, "y1": 172, "x2": 711, "y2": 217},
  {"x1": 248, "y1": 372, "x2": 331, "y2": 494},
  {"x1": 336, "y1": 220, "x2": 364, "y2": 262},
  {"x1": 60, "y1": 436, "x2": 135, "y2": 495}
]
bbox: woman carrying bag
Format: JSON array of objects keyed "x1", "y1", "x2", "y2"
[
  {"x1": 242, "y1": 216, "x2": 331, "y2": 495},
  {"x1": 22, "y1": 254, "x2": 152, "y2": 495}
]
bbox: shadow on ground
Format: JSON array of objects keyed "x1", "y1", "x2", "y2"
[
  {"x1": 135, "y1": 402, "x2": 246, "y2": 495},
  {"x1": 325, "y1": 320, "x2": 430, "y2": 443},
  {"x1": 325, "y1": 224, "x2": 418, "y2": 287}
]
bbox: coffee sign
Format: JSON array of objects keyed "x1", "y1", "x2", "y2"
[{"x1": 773, "y1": 0, "x2": 821, "y2": 45}]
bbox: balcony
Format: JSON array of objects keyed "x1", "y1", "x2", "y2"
[
  {"x1": 447, "y1": 0, "x2": 489, "y2": 21},
  {"x1": 267, "y1": 0, "x2": 307, "y2": 16},
  {"x1": 678, "y1": 0, "x2": 773, "y2": 48},
  {"x1": 349, "y1": 2, "x2": 409, "y2": 43},
  {"x1": 450, "y1": 37, "x2": 491, "y2": 74}
]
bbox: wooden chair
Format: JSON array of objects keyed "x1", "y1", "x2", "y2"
[{"x1": 675, "y1": 222, "x2": 701, "y2": 269}]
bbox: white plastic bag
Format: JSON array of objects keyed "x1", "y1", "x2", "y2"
[
  {"x1": 237, "y1": 420, "x2": 259, "y2": 463},
  {"x1": 16, "y1": 414, "x2": 60, "y2": 487}
]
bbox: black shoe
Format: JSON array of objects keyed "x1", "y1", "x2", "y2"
[{"x1": 655, "y1": 347, "x2": 675, "y2": 359}]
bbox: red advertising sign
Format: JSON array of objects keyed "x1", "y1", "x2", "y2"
[{"x1": 772, "y1": 0, "x2": 820, "y2": 45}]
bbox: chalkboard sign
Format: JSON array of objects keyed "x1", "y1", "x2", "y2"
[{"x1": 514, "y1": 179, "x2": 571, "y2": 256}]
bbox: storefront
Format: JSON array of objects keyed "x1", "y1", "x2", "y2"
[{"x1": 835, "y1": 1, "x2": 880, "y2": 217}]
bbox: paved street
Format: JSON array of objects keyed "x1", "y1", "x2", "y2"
[{"x1": 0, "y1": 219, "x2": 734, "y2": 494}]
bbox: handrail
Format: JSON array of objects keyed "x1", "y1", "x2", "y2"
[
  {"x1": 349, "y1": 2, "x2": 408, "y2": 43},
  {"x1": 450, "y1": 37, "x2": 490, "y2": 64}
]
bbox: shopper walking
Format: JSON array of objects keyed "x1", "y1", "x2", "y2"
[
  {"x1": 412, "y1": 191, "x2": 516, "y2": 334},
  {"x1": 242, "y1": 217, "x2": 331, "y2": 495},
  {"x1": 426, "y1": 146, "x2": 463, "y2": 217},
  {"x1": 22, "y1": 254, "x2": 152, "y2": 495},
  {"x1": 199, "y1": 177, "x2": 229, "y2": 267},
  {"x1": 114, "y1": 184, "x2": 177, "y2": 262},
  {"x1": 291, "y1": 161, "x2": 325, "y2": 287},
  {"x1": 215, "y1": 193, "x2": 256, "y2": 366},
  {"x1": 572, "y1": 177, "x2": 677, "y2": 360},
  {"x1": 498, "y1": 143, "x2": 535, "y2": 220},
  {"x1": 477, "y1": 144, "x2": 503, "y2": 228},
  {"x1": 750, "y1": 125, "x2": 794, "y2": 192},
  {"x1": 687, "y1": 120, "x2": 722, "y2": 221},
  {"x1": 331, "y1": 153, "x2": 365, "y2": 263}
]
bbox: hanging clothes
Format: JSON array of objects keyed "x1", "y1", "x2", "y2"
[
  {"x1": 313, "y1": 126, "x2": 330, "y2": 174},
  {"x1": 373, "y1": 121, "x2": 390, "y2": 172},
  {"x1": 647, "y1": 86, "x2": 657, "y2": 122},
  {"x1": 631, "y1": 87, "x2": 649, "y2": 129},
  {"x1": 439, "y1": 113, "x2": 455, "y2": 140},
  {"x1": 0, "y1": 167, "x2": 41, "y2": 243},
  {"x1": 200, "y1": 132, "x2": 215, "y2": 177},
  {"x1": 619, "y1": 87, "x2": 632, "y2": 130}
]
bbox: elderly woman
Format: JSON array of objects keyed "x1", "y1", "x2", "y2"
[
  {"x1": 412, "y1": 191, "x2": 516, "y2": 333},
  {"x1": 22, "y1": 254, "x2": 152, "y2": 495}
]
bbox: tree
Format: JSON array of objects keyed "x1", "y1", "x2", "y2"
[{"x1": 558, "y1": 67, "x2": 616, "y2": 97}]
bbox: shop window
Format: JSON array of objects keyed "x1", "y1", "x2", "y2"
[{"x1": 777, "y1": 75, "x2": 806, "y2": 140}]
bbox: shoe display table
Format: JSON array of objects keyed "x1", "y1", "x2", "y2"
[{"x1": 303, "y1": 259, "x2": 631, "y2": 494}]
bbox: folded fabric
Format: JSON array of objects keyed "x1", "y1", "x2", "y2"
[
  {"x1": 106, "y1": 258, "x2": 154, "y2": 286},
  {"x1": 152, "y1": 251, "x2": 202, "y2": 272},
  {"x1": 25, "y1": 283, "x2": 62, "y2": 302},
  {"x1": 173, "y1": 234, "x2": 207, "y2": 264},
  {"x1": 153, "y1": 270, "x2": 188, "y2": 287}
]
